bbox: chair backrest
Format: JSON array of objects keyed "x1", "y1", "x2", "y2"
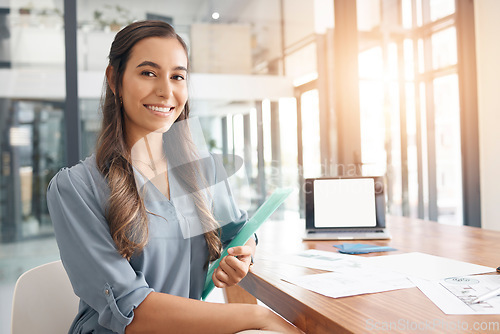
[{"x1": 11, "y1": 260, "x2": 79, "y2": 334}]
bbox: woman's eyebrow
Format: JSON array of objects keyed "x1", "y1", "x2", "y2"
[
  {"x1": 137, "y1": 60, "x2": 161, "y2": 69},
  {"x1": 136, "y1": 61, "x2": 187, "y2": 73},
  {"x1": 174, "y1": 66, "x2": 188, "y2": 72}
]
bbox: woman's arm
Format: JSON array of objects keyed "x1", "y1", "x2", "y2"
[
  {"x1": 126, "y1": 291, "x2": 301, "y2": 334},
  {"x1": 127, "y1": 237, "x2": 302, "y2": 334},
  {"x1": 47, "y1": 165, "x2": 154, "y2": 333}
]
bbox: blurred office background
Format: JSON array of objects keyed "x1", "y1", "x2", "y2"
[{"x1": 1, "y1": 0, "x2": 499, "y2": 332}]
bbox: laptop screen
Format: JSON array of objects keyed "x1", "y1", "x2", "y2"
[{"x1": 305, "y1": 177, "x2": 386, "y2": 230}]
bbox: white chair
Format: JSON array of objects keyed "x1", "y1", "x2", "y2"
[{"x1": 11, "y1": 260, "x2": 79, "y2": 334}]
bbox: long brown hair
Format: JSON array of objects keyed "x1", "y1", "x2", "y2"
[{"x1": 95, "y1": 20, "x2": 222, "y2": 261}]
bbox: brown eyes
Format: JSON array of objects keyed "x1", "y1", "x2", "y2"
[
  {"x1": 172, "y1": 75, "x2": 185, "y2": 81},
  {"x1": 141, "y1": 71, "x2": 155, "y2": 77},
  {"x1": 140, "y1": 71, "x2": 185, "y2": 81}
]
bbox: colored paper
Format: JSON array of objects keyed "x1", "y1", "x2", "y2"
[{"x1": 334, "y1": 243, "x2": 397, "y2": 254}]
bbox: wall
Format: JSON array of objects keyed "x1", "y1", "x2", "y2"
[
  {"x1": 475, "y1": 0, "x2": 500, "y2": 231},
  {"x1": 190, "y1": 23, "x2": 252, "y2": 74}
]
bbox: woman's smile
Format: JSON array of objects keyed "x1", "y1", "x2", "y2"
[{"x1": 144, "y1": 104, "x2": 176, "y2": 116}]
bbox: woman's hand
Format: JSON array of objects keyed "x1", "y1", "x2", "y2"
[{"x1": 212, "y1": 246, "x2": 253, "y2": 288}]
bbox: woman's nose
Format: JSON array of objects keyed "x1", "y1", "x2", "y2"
[{"x1": 156, "y1": 80, "x2": 172, "y2": 97}]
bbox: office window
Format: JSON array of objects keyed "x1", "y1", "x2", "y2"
[
  {"x1": 0, "y1": 2, "x2": 66, "y2": 329},
  {"x1": 354, "y1": 0, "x2": 466, "y2": 224},
  {"x1": 79, "y1": 99, "x2": 101, "y2": 158},
  {"x1": 433, "y1": 74, "x2": 462, "y2": 224},
  {"x1": 431, "y1": 27, "x2": 457, "y2": 70},
  {"x1": 358, "y1": 46, "x2": 386, "y2": 178},
  {"x1": 300, "y1": 89, "x2": 321, "y2": 178},
  {"x1": 402, "y1": 0, "x2": 412, "y2": 29},
  {"x1": 357, "y1": 0, "x2": 381, "y2": 32},
  {"x1": 262, "y1": 99, "x2": 273, "y2": 169},
  {"x1": 359, "y1": 79, "x2": 385, "y2": 175},
  {"x1": 0, "y1": 2, "x2": 66, "y2": 243},
  {"x1": 429, "y1": 0, "x2": 455, "y2": 22},
  {"x1": 279, "y1": 97, "x2": 299, "y2": 209}
]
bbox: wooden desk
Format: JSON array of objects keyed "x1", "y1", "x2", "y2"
[{"x1": 238, "y1": 216, "x2": 500, "y2": 334}]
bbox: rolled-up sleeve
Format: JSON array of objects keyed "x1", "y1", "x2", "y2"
[{"x1": 47, "y1": 167, "x2": 153, "y2": 333}]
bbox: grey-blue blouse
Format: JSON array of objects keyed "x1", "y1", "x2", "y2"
[{"x1": 47, "y1": 154, "x2": 247, "y2": 334}]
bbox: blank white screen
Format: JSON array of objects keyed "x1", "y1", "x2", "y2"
[{"x1": 313, "y1": 178, "x2": 377, "y2": 228}]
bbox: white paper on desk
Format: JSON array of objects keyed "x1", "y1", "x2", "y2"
[
  {"x1": 412, "y1": 275, "x2": 500, "y2": 314},
  {"x1": 283, "y1": 266, "x2": 415, "y2": 298},
  {"x1": 365, "y1": 252, "x2": 495, "y2": 281},
  {"x1": 270, "y1": 249, "x2": 367, "y2": 272}
]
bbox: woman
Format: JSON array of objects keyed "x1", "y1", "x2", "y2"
[{"x1": 47, "y1": 20, "x2": 301, "y2": 334}]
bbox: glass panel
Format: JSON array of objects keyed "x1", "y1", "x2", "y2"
[
  {"x1": 10, "y1": 2, "x2": 65, "y2": 69},
  {"x1": 419, "y1": 82, "x2": 429, "y2": 220},
  {"x1": 0, "y1": 2, "x2": 66, "y2": 244},
  {"x1": 416, "y1": 0, "x2": 423, "y2": 27},
  {"x1": 431, "y1": 27, "x2": 457, "y2": 70},
  {"x1": 405, "y1": 83, "x2": 418, "y2": 218},
  {"x1": 249, "y1": 108, "x2": 258, "y2": 181},
  {"x1": 404, "y1": 39, "x2": 414, "y2": 80},
  {"x1": 388, "y1": 43, "x2": 398, "y2": 81},
  {"x1": 1, "y1": 2, "x2": 66, "y2": 332},
  {"x1": 402, "y1": 0, "x2": 412, "y2": 29},
  {"x1": 358, "y1": 47, "x2": 383, "y2": 80},
  {"x1": 301, "y1": 89, "x2": 321, "y2": 178},
  {"x1": 0, "y1": 8, "x2": 11, "y2": 67},
  {"x1": 388, "y1": 82, "x2": 402, "y2": 216},
  {"x1": 228, "y1": 113, "x2": 251, "y2": 209},
  {"x1": 430, "y1": 0, "x2": 455, "y2": 22},
  {"x1": 359, "y1": 81, "x2": 385, "y2": 176},
  {"x1": 227, "y1": 113, "x2": 235, "y2": 157},
  {"x1": 233, "y1": 114, "x2": 245, "y2": 162},
  {"x1": 246, "y1": 106, "x2": 263, "y2": 207},
  {"x1": 357, "y1": 0, "x2": 381, "y2": 32},
  {"x1": 433, "y1": 74, "x2": 462, "y2": 225},
  {"x1": 262, "y1": 99, "x2": 273, "y2": 164},
  {"x1": 418, "y1": 38, "x2": 424, "y2": 73},
  {"x1": 80, "y1": 99, "x2": 101, "y2": 158},
  {"x1": 279, "y1": 97, "x2": 298, "y2": 211}
]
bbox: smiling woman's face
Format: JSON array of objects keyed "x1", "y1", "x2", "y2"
[{"x1": 120, "y1": 36, "x2": 188, "y2": 144}]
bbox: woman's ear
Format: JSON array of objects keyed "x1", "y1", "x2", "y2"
[{"x1": 106, "y1": 65, "x2": 116, "y2": 95}]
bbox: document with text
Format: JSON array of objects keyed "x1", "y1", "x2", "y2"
[{"x1": 412, "y1": 275, "x2": 500, "y2": 315}]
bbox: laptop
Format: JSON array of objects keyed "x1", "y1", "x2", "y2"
[{"x1": 303, "y1": 176, "x2": 391, "y2": 240}]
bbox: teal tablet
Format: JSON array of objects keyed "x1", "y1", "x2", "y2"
[{"x1": 202, "y1": 187, "x2": 293, "y2": 300}]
